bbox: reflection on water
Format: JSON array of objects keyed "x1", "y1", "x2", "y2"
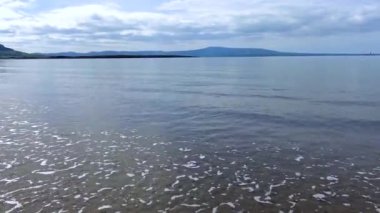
[{"x1": 0, "y1": 57, "x2": 379, "y2": 212}]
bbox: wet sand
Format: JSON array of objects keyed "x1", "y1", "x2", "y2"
[{"x1": 1, "y1": 100, "x2": 379, "y2": 212}]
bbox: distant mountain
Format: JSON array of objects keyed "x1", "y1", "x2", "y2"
[
  {"x1": 43, "y1": 46, "x2": 378, "y2": 58},
  {"x1": 2, "y1": 44, "x2": 378, "y2": 59},
  {"x1": 171, "y1": 47, "x2": 287, "y2": 57},
  {"x1": 44, "y1": 47, "x2": 295, "y2": 57},
  {"x1": 0, "y1": 44, "x2": 39, "y2": 59}
]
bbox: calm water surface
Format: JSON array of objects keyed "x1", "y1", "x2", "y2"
[{"x1": 0, "y1": 57, "x2": 379, "y2": 212}]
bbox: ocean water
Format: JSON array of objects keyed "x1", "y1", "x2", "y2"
[{"x1": 0, "y1": 57, "x2": 379, "y2": 212}]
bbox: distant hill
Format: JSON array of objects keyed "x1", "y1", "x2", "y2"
[
  {"x1": 44, "y1": 47, "x2": 298, "y2": 57},
  {"x1": 1, "y1": 43, "x2": 378, "y2": 59},
  {"x1": 43, "y1": 46, "x2": 378, "y2": 58},
  {"x1": 171, "y1": 47, "x2": 287, "y2": 57},
  {"x1": 0, "y1": 44, "x2": 39, "y2": 59}
]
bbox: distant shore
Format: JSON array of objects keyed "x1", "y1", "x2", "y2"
[
  {"x1": 48, "y1": 55, "x2": 193, "y2": 59},
  {"x1": 2, "y1": 54, "x2": 380, "y2": 60},
  {"x1": 1, "y1": 45, "x2": 379, "y2": 59}
]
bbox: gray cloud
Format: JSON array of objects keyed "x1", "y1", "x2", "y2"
[{"x1": 1, "y1": 0, "x2": 380, "y2": 52}]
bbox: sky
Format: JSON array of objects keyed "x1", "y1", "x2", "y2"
[{"x1": 1, "y1": 0, "x2": 380, "y2": 53}]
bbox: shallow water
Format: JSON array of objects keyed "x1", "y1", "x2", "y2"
[{"x1": 0, "y1": 57, "x2": 379, "y2": 212}]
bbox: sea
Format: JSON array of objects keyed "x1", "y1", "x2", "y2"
[{"x1": 0, "y1": 57, "x2": 379, "y2": 212}]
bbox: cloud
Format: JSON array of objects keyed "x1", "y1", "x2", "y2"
[
  {"x1": 159, "y1": 0, "x2": 380, "y2": 36},
  {"x1": 1, "y1": 0, "x2": 380, "y2": 52},
  {"x1": 0, "y1": 0, "x2": 33, "y2": 18}
]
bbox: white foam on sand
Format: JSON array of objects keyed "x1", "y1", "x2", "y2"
[
  {"x1": 221, "y1": 202, "x2": 235, "y2": 208},
  {"x1": 40, "y1": 160, "x2": 47, "y2": 166},
  {"x1": 326, "y1": 176, "x2": 338, "y2": 181},
  {"x1": 295, "y1": 156, "x2": 304, "y2": 162},
  {"x1": 126, "y1": 173, "x2": 135, "y2": 177},
  {"x1": 181, "y1": 203, "x2": 202, "y2": 208},
  {"x1": 34, "y1": 163, "x2": 82, "y2": 175},
  {"x1": 171, "y1": 180, "x2": 180, "y2": 188},
  {"x1": 171, "y1": 194, "x2": 184, "y2": 201},
  {"x1": 36, "y1": 171, "x2": 56, "y2": 175},
  {"x1": 254, "y1": 196, "x2": 272, "y2": 204},
  {"x1": 97, "y1": 187, "x2": 112, "y2": 193},
  {"x1": 78, "y1": 173, "x2": 88, "y2": 179},
  {"x1": 182, "y1": 161, "x2": 199, "y2": 169},
  {"x1": 98, "y1": 205, "x2": 112, "y2": 210},
  {"x1": 242, "y1": 187, "x2": 254, "y2": 192},
  {"x1": 212, "y1": 206, "x2": 218, "y2": 213},
  {"x1": 266, "y1": 180, "x2": 287, "y2": 197},
  {"x1": 0, "y1": 177, "x2": 20, "y2": 185},
  {"x1": 188, "y1": 175, "x2": 199, "y2": 181},
  {"x1": 208, "y1": 186, "x2": 216, "y2": 195},
  {"x1": 313, "y1": 193, "x2": 326, "y2": 200},
  {"x1": 4, "y1": 199, "x2": 22, "y2": 213}
]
